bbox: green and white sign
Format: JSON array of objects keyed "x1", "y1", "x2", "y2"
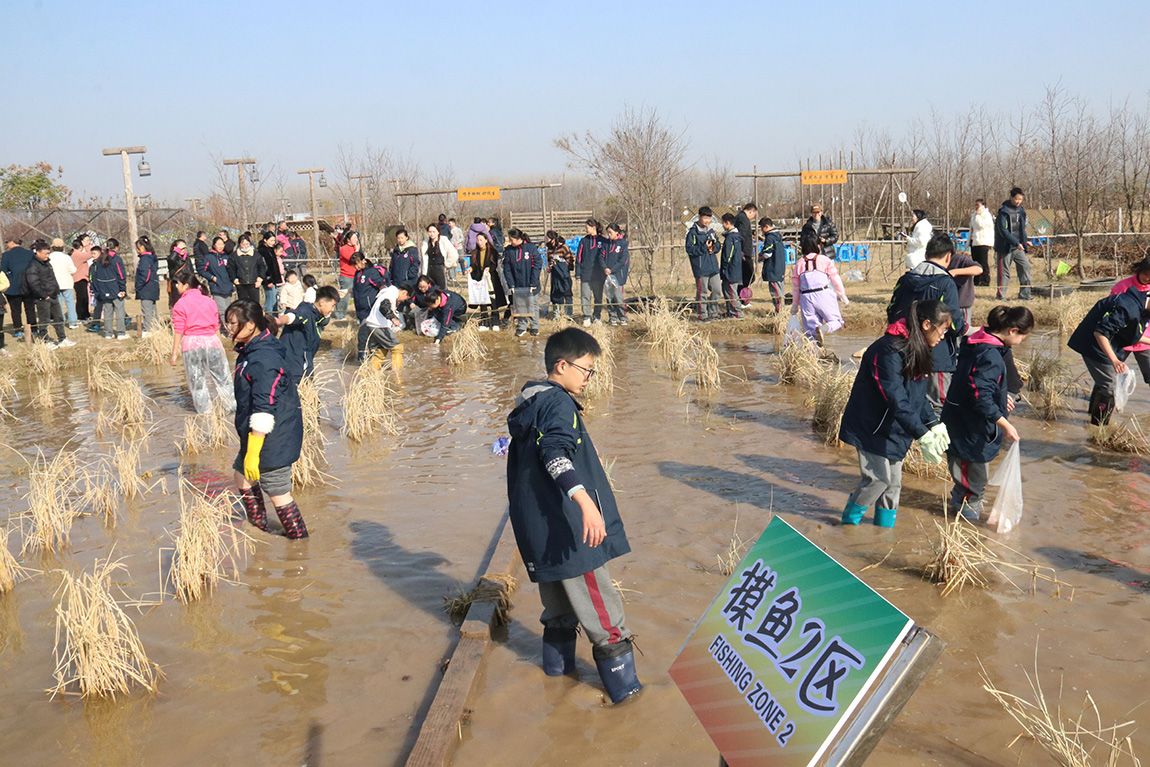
[{"x1": 669, "y1": 517, "x2": 913, "y2": 767}]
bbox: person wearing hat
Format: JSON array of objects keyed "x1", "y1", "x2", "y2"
[{"x1": 48, "y1": 238, "x2": 78, "y2": 328}]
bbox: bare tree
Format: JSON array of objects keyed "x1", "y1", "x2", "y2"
[
  {"x1": 555, "y1": 105, "x2": 688, "y2": 292},
  {"x1": 1110, "y1": 99, "x2": 1150, "y2": 232}
]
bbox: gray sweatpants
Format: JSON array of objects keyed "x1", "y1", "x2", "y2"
[
  {"x1": 1083, "y1": 354, "x2": 1118, "y2": 397},
  {"x1": 141, "y1": 299, "x2": 157, "y2": 331},
  {"x1": 604, "y1": 278, "x2": 626, "y2": 323},
  {"x1": 996, "y1": 247, "x2": 1031, "y2": 299},
  {"x1": 848, "y1": 448, "x2": 904, "y2": 511},
  {"x1": 696, "y1": 274, "x2": 721, "y2": 319},
  {"x1": 184, "y1": 345, "x2": 235, "y2": 415},
  {"x1": 212, "y1": 294, "x2": 230, "y2": 328},
  {"x1": 580, "y1": 279, "x2": 604, "y2": 321},
  {"x1": 98, "y1": 298, "x2": 126, "y2": 337},
  {"x1": 537, "y1": 564, "x2": 631, "y2": 653},
  {"x1": 512, "y1": 290, "x2": 540, "y2": 333},
  {"x1": 947, "y1": 453, "x2": 990, "y2": 514}
]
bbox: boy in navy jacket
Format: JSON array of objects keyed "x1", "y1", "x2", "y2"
[
  {"x1": 276, "y1": 285, "x2": 339, "y2": 380},
  {"x1": 685, "y1": 208, "x2": 721, "y2": 320},
  {"x1": 602, "y1": 223, "x2": 629, "y2": 326},
  {"x1": 502, "y1": 228, "x2": 542, "y2": 337},
  {"x1": 506, "y1": 327, "x2": 641, "y2": 704},
  {"x1": 425, "y1": 286, "x2": 468, "y2": 343},
  {"x1": 1068, "y1": 285, "x2": 1150, "y2": 424},
  {"x1": 351, "y1": 252, "x2": 391, "y2": 322},
  {"x1": 389, "y1": 229, "x2": 420, "y2": 285},
  {"x1": 719, "y1": 213, "x2": 743, "y2": 318},
  {"x1": 758, "y1": 218, "x2": 786, "y2": 313}
]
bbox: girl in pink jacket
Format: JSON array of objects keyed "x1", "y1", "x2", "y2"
[
  {"x1": 791, "y1": 232, "x2": 848, "y2": 343},
  {"x1": 170, "y1": 272, "x2": 236, "y2": 414}
]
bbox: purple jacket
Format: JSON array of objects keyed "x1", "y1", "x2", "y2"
[{"x1": 465, "y1": 222, "x2": 491, "y2": 254}]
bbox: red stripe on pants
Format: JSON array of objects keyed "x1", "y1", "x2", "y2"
[
  {"x1": 960, "y1": 460, "x2": 971, "y2": 503},
  {"x1": 696, "y1": 279, "x2": 704, "y2": 318},
  {"x1": 584, "y1": 571, "x2": 622, "y2": 644}
]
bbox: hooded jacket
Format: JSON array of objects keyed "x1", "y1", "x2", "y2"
[
  {"x1": 90, "y1": 253, "x2": 127, "y2": 301},
  {"x1": 134, "y1": 251, "x2": 161, "y2": 301},
  {"x1": 279, "y1": 302, "x2": 329, "y2": 380},
  {"x1": 970, "y1": 207, "x2": 995, "y2": 248},
  {"x1": 720, "y1": 229, "x2": 743, "y2": 284},
  {"x1": 602, "y1": 238, "x2": 629, "y2": 286},
  {"x1": 942, "y1": 329, "x2": 1009, "y2": 463},
  {"x1": 685, "y1": 223, "x2": 720, "y2": 279},
  {"x1": 352, "y1": 263, "x2": 390, "y2": 321},
  {"x1": 502, "y1": 243, "x2": 542, "y2": 291},
  {"x1": 233, "y1": 329, "x2": 303, "y2": 470},
  {"x1": 506, "y1": 380, "x2": 630, "y2": 582},
  {"x1": 1, "y1": 246, "x2": 33, "y2": 296},
  {"x1": 21, "y1": 255, "x2": 59, "y2": 299},
  {"x1": 994, "y1": 200, "x2": 1028, "y2": 254},
  {"x1": 759, "y1": 229, "x2": 787, "y2": 283},
  {"x1": 389, "y1": 244, "x2": 420, "y2": 285},
  {"x1": 429, "y1": 289, "x2": 468, "y2": 341},
  {"x1": 800, "y1": 216, "x2": 838, "y2": 258},
  {"x1": 839, "y1": 320, "x2": 939, "y2": 460},
  {"x1": 465, "y1": 222, "x2": 491, "y2": 253},
  {"x1": 227, "y1": 246, "x2": 267, "y2": 287},
  {"x1": 198, "y1": 250, "x2": 234, "y2": 297},
  {"x1": 1068, "y1": 285, "x2": 1150, "y2": 363},
  {"x1": 574, "y1": 234, "x2": 606, "y2": 281},
  {"x1": 887, "y1": 260, "x2": 966, "y2": 373}
]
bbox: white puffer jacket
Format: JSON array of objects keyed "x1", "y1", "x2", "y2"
[
  {"x1": 905, "y1": 219, "x2": 933, "y2": 269},
  {"x1": 969, "y1": 209, "x2": 995, "y2": 247}
]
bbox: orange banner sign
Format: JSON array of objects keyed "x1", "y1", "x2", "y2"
[
  {"x1": 457, "y1": 186, "x2": 501, "y2": 201},
  {"x1": 800, "y1": 170, "x2": 847, "y2": 186}
]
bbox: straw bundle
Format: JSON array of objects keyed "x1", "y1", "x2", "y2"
[
  {"x1": 112, "y1": 441, "x2": 147, "y2": 500},
  {"x1": 0, "y1": 528, "x2": 34, "y2": 593},
  {"x1": 28, "y1": 339, "x2": 60, "y2": 375},
  {"x1": 777, "y1": 334, "x2": 821, "y2": 387},
  {"x1": 81, "y1": 466, "x2": 119, "y2": 526},
  {"x1": 180, "y1": 401, "x2": 235, "y2": 455},
  {"x1": 104, "y1": 375, "x2": 150, "y2": 427},
  {"x1": 1089, "y1": 416, "x2": 1150, "y2": 455},
  {"x1": 50, "y1": 557, "x2": 162, "y2": 699},
  {"x1": 808, "y1": 364, "x2": 854, "y2": 446},
  {"x1": 1055, "y1": 292, "x2": 1093, "y2": 337},
  {"x1": 1023, "y1": 351, "x2": 1078, "y2": 421},
  {"x1": 444, "y1": 572, "x2": 519, "y2": 625},
  {"x1": 138, "y1": 319, "x2": 175, "y2": 367},
  {"x1": 584, "y1": 323, "x2": 616, "y2": 398},
  {"x1": 169, "y1": 481, "x2": 252, "y2": 603},
  {"x1": 716, "y1": 508, "x2": 749, "y2": 577},
  {"x1": 684, "y1": 332, "x2": 723, "y2": 394},
  {"x1": 295, "y1": 373, "x2": 334, "y2": 487},
  {"x1": 643, "y1": 297, "x2": 694, "y2": 375},
  {"x1": 21, "y1": 449, "x2": 80, "y2": 556},
  {"x1": 0, "y1": 371, "x2": 16, "y2": 417},
  {"x1": 86, "y1": 353, "x2": 117, "y2": 394},
  {"x1": 30, "y1": 374, "x2": 57, "y2": 409},
  {"x1": 903, "y1": 441, "x2": 951, "y2": 480},
  {"x1": 447, "y1": 319, "x2": 487, "y2": 365},
  {"x1": 341, "y1": 366, "x2": 398, "y2": 442}
]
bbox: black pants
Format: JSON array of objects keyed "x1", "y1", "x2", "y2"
[
  {"x1": 74, "y1": 279, "x2": 90, "y2": 320},
  {"x1": 35, "y1": 297, "x2": 66, "y2": 342},
  {"x1": 427, "y1": 263, "x2": 447, "y2": 290},
  {"x1": 8, "y1": 294, "x2": 35, "y2": 332},
  {"x1": 236, "y1": 284, "x2": 261, "y2": 304},
  {"x1": 971, "y1": 245, "x2": 991, "y2": 287}
]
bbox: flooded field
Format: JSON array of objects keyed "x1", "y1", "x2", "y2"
[{"x1": 0, "y1": 322, "x2": 1146, "y2": 767}]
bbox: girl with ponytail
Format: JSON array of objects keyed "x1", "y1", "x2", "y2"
[
  {"x1": 134, "y1": 235, "x2": 160, "y2": 332},
  {"x1": 943, "y1": 305, "x2": 1033, "y2": 520},
  {"x1": 170, "y1": 271, "x2": 236, "y2": 415},
  {"x1": 838, "y1": 299, "x2": 952, "y2": 528}
]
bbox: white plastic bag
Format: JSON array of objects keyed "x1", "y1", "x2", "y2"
[
  {"x1": 419, "y1": 317, "x2": 441, "y2": 338},
  {"x1": 1114, "y1": 369, "x2": 1137, "y2": 412},
  {"x1": 467, "y1": 277, "x2": 491, "y2": 306},
  {"x1": 783, "y1": 315, "x2": 804, "y2": 346},
  {"x1": 986, "y1": 441, "x2": 1023, "y2": 534}
]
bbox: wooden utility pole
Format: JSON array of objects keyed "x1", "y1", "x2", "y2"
[
  {"x1": 223, "y1": 158, "x2": 257, "y2": 229},
  {"x1": 297, "y1": 168, "x2": 325, "y2": 259},
  {"x1": 184, "y1": 197, "x2": 202, "y2": 215},
  {"x1": 387, "y1": 178, "x2": 404, "y2": 224},
  {"x1": 102, "y1": 145, "x2": 147, "y2": 250},
  {"x1": 349, "y1": 173, "x2": 374, "y2": 240}
]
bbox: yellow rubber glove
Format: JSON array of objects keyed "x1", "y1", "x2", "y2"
[{"x1": 244, "y1": 433, "x2": 265, "y2": 482}]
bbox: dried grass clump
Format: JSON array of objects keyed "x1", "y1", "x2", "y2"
[
  {"x1": 777, "y1": 334, "x2": 821, "y2": 387},
  {"x1": 0, "y1": 528, "x2": 34, "y2": 592},
  {"x1": 295, "y1": 373, "x2": 334, "y2": 487},
  {"x1": 21, "y1": 449, "x2": 81, "y2": 556},
  {"x1": 981, "y1": 656, "x2": 1141, "y2": 767},
  {"x1": 86, "y1": 353, "x2": 117, "y2": 394},
  {"x1": 0, "y1": 372, "x2": 17, "y2": 417},
  {"x1": 1024, "y1": 351, "x2": 1078, "y2": 421},
  {"x1": 180, "y1": 401, "x2": 234, "y2": 455},
  {"x1": 342, "y1": 365, "x2": 398, "y2": 442},
  {"x1": 444, "y1": 572, "x2": 519, "y2": 625},
  {"x1": 80, "y1": 468, "x2": 119, "y2": 526},
  {"x1": 28, "y1": 339, "x2": 60, "y2": 375},
  {"x1": 923, "y1": 508, "x2": 1074, "y2": 598},
  {"x1": 103, "y1": 375, "x2": 150, "y2": 427},
  {"x1": 31, "y1": 374, "x2": 57, "y2": 409},
  {"x1": 1089, "y1": 416, "x2": 1150, "y2": 455},
  {"x1": 584, "y1": 323, "x2": 616, "y2": 398},
  {"x1": 716, "y1": 508, "x2": 749, "y2": 577},
  {"x1": 903, "y1": 441, "x2": 951, "y2": 480},
  {"x1": 138, "y1": 320, "x2": 175, "y2": 367},
  {"x1": 330, "y1": 320, "x2": 358, "y2": 350},
  {"x1": 112, "y1": 442, "x2": 147, "y2": 500},
  {"x1": 51, "y1": 557, "x2": 162, "y2": 699},
  {"x1": 447, "y1": 319, "x2": 487, "y2": 365},
  {"x1": 1056, "y1": 292, "x2": 1093, "y2": 337},
  {"x1": 643, "y1": 297, "x2": 695, "y2": 375},
  {"x1": 168, "y1": 481, "x2": 252, "y2": 603},
  {"x1": 808, "y1": 364, "x2": 854, "y2": 446},
  {"x1": 683, "y1": 332, "x2": 723, "y2": 394}
]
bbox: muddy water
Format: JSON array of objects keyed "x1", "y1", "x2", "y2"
[{"x1": 0, "y1": 328, "x2": 1147, "y2": 767}]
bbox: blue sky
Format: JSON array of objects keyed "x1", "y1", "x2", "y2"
[{"x1": 2, "y1": 0, "x2": 1148, "y2": 203}]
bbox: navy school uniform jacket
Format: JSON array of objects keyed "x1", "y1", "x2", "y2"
[
  {"x1": 1, "y1": 246, "x2": 34, "y2": 296},
  {"x1": 134, "y1": 252, "x2": 160, "y2": 301},
  {"x1": 574, "y1": 234, "x2": 606, "y2": 281},
  {"x1": 233, "y1": 329, "x2": 303, "y2": 470},
  {"x1": 280, "y1": 302, "x2": 329, "y2": 380},
  {"x1": 887, "y1": 261, "x2": 966, "y2": 373},
  {"x1": 942, "y1": 329, "x2": 1009, "y2": 463},
  {"x1": 506, "y1": 380, "x2": 630, "y2": 582},
  {"x1": 430, "y1": 289, "x2": 467, "y2": 341},
  {"x1": 720, "y1": 229, "x2": 743, "y2": 284},
  {"x1": 389, "y1": 245, "x2": 420, "y2": 285},
  {"x1": 602, "y1": 238, "x2": 629, "y2": 286},
  {"x1": 685, "y1": 224, "x2": 720, "y2": 279},
  {"x1": 353, "y1": 263, "x2": 390, "y2": 322},
  {"x1": 839, "y1": 320, "x2": 939, "y2": 460},
  {"x1": 550, "y1": 258, "x2": 573, "y2": 299},
  {"x1": 198, "y1": 251, "x2": 234, "y2": 297},
  {"x1": 90, "y1": 254, "x2": 127, "y2": 301},
  {"x1": 1068, "y1": 285, "x2": 1150, "y2": 363},
  {"x1": 502, "y1": 243, "x2": 542, "y2": 291},
  {"x1": 759, "y1": 229, "x2": 787, "y2": 283}
]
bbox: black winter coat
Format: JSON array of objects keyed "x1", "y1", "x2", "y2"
[
  {"x1": 258, "y1": 243, "x2": 283, "y2": 285},
  {"x1": 800, "y1": 216, "x2": 838, "y2": 258},
  {"x1": 198, "y1": 251, "x2": 234, "y2": 297},
  {"x1": 90, "y1": 255, "x2": 126, "y2": 300},
  {"x1": 280, "y1": 302, "x2": 328, "y2": 380},
  {"x1": 233, "y1": 330, "x2": 303, "y2": 470},
  {"x1": 502, "y1": 243, "x2": 542, "y2": 291},
  {"x1": 720, "y1": 230, "x2": 743, "y2": 284},
  {"x1": 227, "y1": 249, "x2": 267, "y2": 286},
  {"x1": 734, "y1": 210, "x2": 756, "y2": 286},
  {"x1": 506, "y1": 381, "x2": 630, "y2": 582},
  {"x1": 943, "y1": 330, "x2": 1009, "y2": 463},
  {"x1": 1068, "y1": 286, "x2": 1150, "y2": 363},
  {"x1": 21, "y1": 256, "x2": 58, "y2": 299},
  {"x1": 1, "y1": 246, "x2": 33, "y2": 296}
]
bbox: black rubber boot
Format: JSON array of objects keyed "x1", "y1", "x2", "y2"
[
  {"x1": 240, "y1": 484, "x2": 269, "y2": 532},
  {"x1": 1088, "y1": 389, "x2": 1115, "y2": 426},
  {"x1": 541, "y1": 627, "x2": 577, "y2": 676},
  {"x1": 274, "y1": 501, "x2": 309, "y2": 539},
  {"x1": 594, "y1": 639, "x2": 642, "y2": 704}
]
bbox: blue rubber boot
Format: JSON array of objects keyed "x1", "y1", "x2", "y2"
[
  {"x1": 541, "y1": 628, "x2": 577, "y2": 676},
  {"x1": 594, "y1": 640, "x2": 643, "y2": 704},
  {"x1": 841, "y1": 500, "x2": 867, "y2": 526},
  {"x1": 874, "y1": 508, "x2": 898, "y2": 528}
]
